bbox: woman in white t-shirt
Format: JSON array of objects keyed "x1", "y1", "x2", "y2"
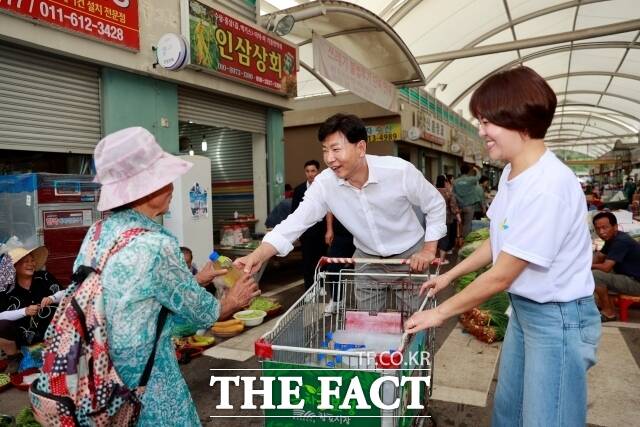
[{"x1": 405, "y1": 66, "x2": 601, "y2": 427}]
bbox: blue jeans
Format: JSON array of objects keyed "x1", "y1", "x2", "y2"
[{"x1": 492, "y1": 294, "x2": 601, "y2": 427}]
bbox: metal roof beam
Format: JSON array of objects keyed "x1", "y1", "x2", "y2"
[
  {"x1": 423, "y1": 0, "x2": 607, "y2": 85},
  {"x1": 546, "y1": 128, "x2": 616, "y2": 138},
  {"x1": 450, "y1": 42, "x2": 640, "y2": 107},
  {"x1": 558, "y1": 90, "x2": 640, "y2": 105},
  {"x1": 300, "y1": 60, "x2": 337, "y2": 96},
  {"x1": 547, "y1": 133, "x2": 639, "y2": 142},
  {"x1": 557, "y1": 103, "x2": 640, "y2": 125},
  {"x1": 546, "y1": 71, "x2": 640, "y2": 83},
  {"x1": 416, "y1": 19, "x2": 640, "y2": 64},
  {"x1": 263, "y1": 1, "x2": 425, "y2": 85},
  {"x1": 297, "y1": 27, "x2": 380, "y2": 46},
  {"x1": 552, "y1": 112, "x2": 636, "y2": 131},
  {"x1": 387, "y1": 0, "x2": 422, "y2": 26}
]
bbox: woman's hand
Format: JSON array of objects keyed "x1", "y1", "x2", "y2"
[
  {"x1": 405, "y1": 308, "x2": 446, "y2": 334},
  {"x1": 420, "y1": 273, "x2": 453, "y2": 298},
  {"x1": 40, "y1": 297, "x2": 54, "y2": 308},
  {"x1": 218, "y1": 274, "x2": 261, "y2": 319},
  {"x1": 25, "y1": 305, "x2": 40, "y2": 316},
  {"x1": 195, "y1": 262, "x2": 227, "y2": 286}
]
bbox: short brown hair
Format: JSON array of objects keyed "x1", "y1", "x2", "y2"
[{"x1": 469, "y1": 66, "x2": 556, "y2": 139}]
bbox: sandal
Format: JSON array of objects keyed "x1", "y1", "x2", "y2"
[{"x1": 600, "y1": 313, "x2": 618, "y2": 322}]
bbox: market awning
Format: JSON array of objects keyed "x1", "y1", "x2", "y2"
[
  {"x1": 262, "y1": 0, "x2": 640, "y2": 158},
  {"x1": 260, "y1": 0, "x2": 425, "y2": 97}
]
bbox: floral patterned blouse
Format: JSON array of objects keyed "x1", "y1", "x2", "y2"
[{"x1": 73, "y1": 209, "x2": 219, "y2": 426}]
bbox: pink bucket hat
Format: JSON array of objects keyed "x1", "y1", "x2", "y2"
[{"x1": 94, "y1": 127, "x2": 193, "y2": 211}]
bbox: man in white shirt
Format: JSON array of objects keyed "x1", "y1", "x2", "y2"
[{"x1": 236, "y1": 113, "x2": 446, "y2": 309}]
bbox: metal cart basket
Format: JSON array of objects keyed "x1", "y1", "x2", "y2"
[{"x1": 255, "y1": 257, "x2": 440, "y2": 427}]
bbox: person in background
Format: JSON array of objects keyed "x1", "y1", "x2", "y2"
[
  {"x1": 180, "y1": 246, "x2": 198, "y2": 275},
  {"x1": 623, "y1": 177, "x2": 636, "y2": 204},
  {"x1": 453, "y1": 164, "x2": 482, "y2": 237},
  {"x1": 435, "y1": 174, "x2": 461, "y2": 265},
  {"x1": 474, "y1": 175, "x2": 490, "y2": 219},
  {"x1": 73, "y1": 127, "x2": 260, "y2": 426},
  {"x1": 323, "y1": 212, "x2": 356, "y2": 314},
  {"x1": 406, "y1": 66, "x2": 600, "y2": 427},
  {"x1": 0, "y1": 245, "x2": 62, "y2": 370},
  {"x1": 292, "y1": 160, "x2": 327, "y2": 290},
  {"x1": 265, "y1": 184, "x2": 293, "y2": 229},
  {"x1": 591, "y1": 211, "x2": 640, "y2": 321}
]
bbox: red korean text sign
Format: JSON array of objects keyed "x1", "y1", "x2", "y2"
[
  {"x1": 186, "y1": 0, "x2": 298, "y2": 97},
  {"x1": 0, "y1": 0, "x2": 140, "y2": 50}
]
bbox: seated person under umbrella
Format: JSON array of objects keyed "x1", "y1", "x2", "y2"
[{"x1": 0, "y1": 245, "x2": 63, "y2": 368}]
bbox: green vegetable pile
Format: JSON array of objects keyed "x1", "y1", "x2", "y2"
[
  {"x1": 16, "y1": 407, "x2": 41, "y2": 427},
  {"x1": 455, "y1": 228, "x2": 510, "y2": 343},
  {"x1": 248, "y1": 297, "x2": 280, "y2": 312},
  {"x1": 464, "y1": 227, "x2": 490, "y2": 244}
]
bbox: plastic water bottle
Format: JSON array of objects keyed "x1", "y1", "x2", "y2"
[{"x1": 209, "y1": 251, "x2": 243, "y2": 288}]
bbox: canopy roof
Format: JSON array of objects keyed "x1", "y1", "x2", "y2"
[{"x1": 262, "y1": 0, "x2": 640, "y2": 157}]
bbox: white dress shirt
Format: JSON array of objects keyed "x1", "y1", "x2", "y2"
[{"x1": 264, "y1": 155, "x2": 446, "y2": 257}]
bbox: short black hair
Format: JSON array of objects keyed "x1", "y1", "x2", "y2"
[
  {"x1": 593, "y1": 212, "x2": 617, "y2": 226},
  {"x1": 460, "y1": 164, "x2": 472, "y2": 175},
  {"x1": 435, "y1": 175, "x2": 447, "y2": 189},
  {"x1": 284, "y1": 183, "x2": 292, "y2": 191},
  {"x1": 304, "y1": 160, "x2": 320, "y2": 169},
  {"x1": 180, "y1": 246, "x2": 193, "y2": 256},
  {"x1": 318, "y1": 113, "x2": 368, "y2": 144},
  {"x1": 479, "y1": 175, "x2": 490, "y2": 184}
]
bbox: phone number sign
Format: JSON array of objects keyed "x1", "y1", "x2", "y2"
[
  {"x1": 0, "y1": 0, "x2": 139, "y2": 51},
  {"x1": 184, "y1": 0, "x2": 298, "y2": 97}
]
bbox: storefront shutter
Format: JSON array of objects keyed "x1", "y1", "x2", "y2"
[
  {"x1": 178, "y1": 86, "x2": 267, "y2": 135},
  {"x1": 179, "y1": 124, "x2": 254, "y2": 232},
  {"x1": 0, "y1": 42, "x2": 101, "y2": 153},
  {"x1": 217, "y1": 0, "x2": 257, "y2": 23}
]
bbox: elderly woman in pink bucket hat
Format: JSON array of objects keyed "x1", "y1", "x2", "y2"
[{"x1": 71, "y1": 127, "x2": 259, "y2": 426}]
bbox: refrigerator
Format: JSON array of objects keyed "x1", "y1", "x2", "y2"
[
  {"x1": 0, "y1": 173, "x2": 101, "y2": 285},
  {"x1": 164, "y1": 155, "x2": 213, "y2": 271}
]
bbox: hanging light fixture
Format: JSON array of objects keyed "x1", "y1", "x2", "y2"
[
  {"x1": 201, "y1": 134, "x2": 208, "y2": 152},
  {"x1": 188, "y1": 146, "x2": 194, "y2": 156}
]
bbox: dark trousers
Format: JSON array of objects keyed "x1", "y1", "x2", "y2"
[
  {"x1": 327, "y1": 234, "x2": 356, "y2": 301},
  {"x1": 301, "y1": 237, "x2": 327, "y2": 290}
]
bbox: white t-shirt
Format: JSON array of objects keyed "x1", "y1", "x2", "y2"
[{"x1": 487, "y1": 150, "x2": 594, "y2": 302}]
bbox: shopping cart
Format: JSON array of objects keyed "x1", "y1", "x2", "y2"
[{"x1": 255, "y1": 257, "x2": 440, "y2": 427}]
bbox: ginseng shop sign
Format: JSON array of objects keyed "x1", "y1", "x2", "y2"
[{"x1": 181, "y1": 0, "x2": 298, "y2": 97}]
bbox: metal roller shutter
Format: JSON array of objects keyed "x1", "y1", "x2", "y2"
[
  {"x1": 179, "y1": 123, "x2": 254, "y2": 234},
  {"x1": 178, "y1": 86, "x2": 266, "y2": 135},
  {"x1": 217, "y1": 0, "x2": 257, "y2": 23},
  {"x1": 0, "y1": 42, "x2": 101, "y2": 153}
]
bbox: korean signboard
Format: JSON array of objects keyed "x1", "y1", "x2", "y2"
[
  {"x1": 366, "y1": 123, "x2": 401, "y2": 143},
  {"x1": 313, "y1": 32, "x2": 398, "y2": 112},
  {"x1": 417, "y1": 111, "x2": 448, "y2": 145},
  {"x1": 43, "y1": 209, "x2": 93, "y2": 230},
  {"x1": 0, "y1": 0, "x2": 140, "y2": 50},
  {"x1": 182, "y1": 0, "x2": 298, "y2": 97}
]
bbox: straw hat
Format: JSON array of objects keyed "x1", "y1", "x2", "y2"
[
  {"x1": 8, "y1": 246, "x2": 49, "y2": 270},
  {"x1": 93, "y1": 127, "x2": 193, "y2": 211}
]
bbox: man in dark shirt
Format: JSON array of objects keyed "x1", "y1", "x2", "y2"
[
  {"x1": 591, "y1": 211, "x2": 640, "y2": 321},
  {"x1": 292, "y1": 160, "x2": 327, "y2": 289}
]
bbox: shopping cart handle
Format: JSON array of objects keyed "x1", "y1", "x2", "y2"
[
  {"x1": 320, "y1": 257, "x2": 442, "y2": 266},
  {"x1": 318, "y1": 256, "x2": 356, "y2": 266}
]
